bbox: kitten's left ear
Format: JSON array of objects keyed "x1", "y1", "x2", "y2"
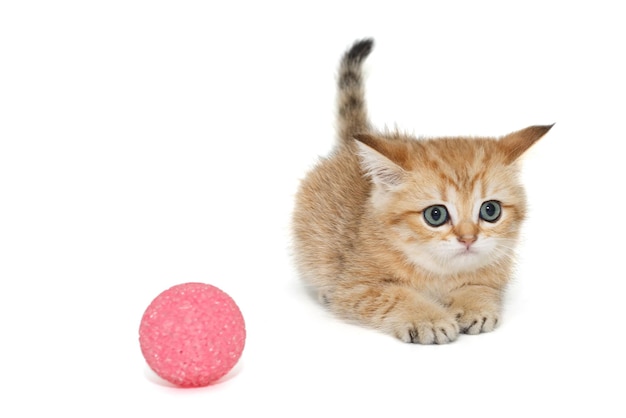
[
  {"x1": 354, "y1": 134, "x2": 407, "y2": 188},
  {"x1": 499, "y1": 124, "x2": 554, "y2": 164}
]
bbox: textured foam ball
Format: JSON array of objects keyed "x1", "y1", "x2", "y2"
[{"x1": 139, "y1": 282, "x2": 246, "y2": 387}]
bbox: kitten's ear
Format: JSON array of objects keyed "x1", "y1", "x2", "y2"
[
  {"x1": 354, "y1": 134, "x2": 406, "y2": 188},
  {"x1": 499, "y1": 124, "x2": 554, "y2": 163}
]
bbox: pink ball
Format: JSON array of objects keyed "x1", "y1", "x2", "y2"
[{"x1": 139, "y1": 282, "x2": 246, "y2": 387}]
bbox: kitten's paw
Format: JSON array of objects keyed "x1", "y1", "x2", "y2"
[
  {"x1": 455, "y1": 309, "x2": 499, "y2": 335},
  {"x1": 449, "y1": 285, "x2": 502, "y2": 335},
  {"x1": 395, "y1": 316, "x2": 460, "y2": 345}
]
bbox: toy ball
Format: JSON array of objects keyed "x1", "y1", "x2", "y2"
[{"x1": 139, "y1": 282, "x2": 246, "y2": 387}]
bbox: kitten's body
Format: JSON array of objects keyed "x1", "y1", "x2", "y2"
[{"x1": 292, "y1": 39, "x2": 551, "y2": 344}]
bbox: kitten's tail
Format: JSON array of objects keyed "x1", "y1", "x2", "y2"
[{"x1": 337, "y1": 38, "x2": 374, "y2": 144}]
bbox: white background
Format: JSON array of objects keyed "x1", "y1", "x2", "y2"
[{"x1": 1, "y1": 1, "x2": 624, "y2": 416}]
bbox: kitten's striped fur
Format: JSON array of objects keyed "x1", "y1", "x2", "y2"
[{"x1": 292, "y1": 39, "x2": 551, "y2": 344}]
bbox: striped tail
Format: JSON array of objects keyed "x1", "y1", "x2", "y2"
[{"x1": 337, "y1": 38, "x2": 374, "y2": 144}]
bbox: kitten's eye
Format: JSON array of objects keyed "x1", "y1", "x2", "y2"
[
  {"x1": 479, "y1": 200, "x2": 502, "y2": 222},
  {"x1": 423, "y1": 205, "x2": 449, "y2": 227}
]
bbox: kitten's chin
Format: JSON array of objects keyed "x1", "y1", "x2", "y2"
[
  {"x1": 447, "y1": 251, "x2": 492, "y2": 274},
  {"x1": 402, "y1": 243, "x2": 499, "y2": 276}
]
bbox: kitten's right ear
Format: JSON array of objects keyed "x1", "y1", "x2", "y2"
[
  {"x1": 499, "y1": 124, "x2": 554, "y2": 164},
  {"x1": 354, "y1": 134, "x2": 406, "y2": 188}
]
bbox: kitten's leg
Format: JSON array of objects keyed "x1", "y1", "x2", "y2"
[
  {"x1": 326, "y1": 283, "x2": 460, "y2": 344},
  {"x1": 448, "y1": 285, "x2": 502, "y2": 335}
]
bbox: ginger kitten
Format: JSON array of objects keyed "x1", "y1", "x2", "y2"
[{"x1": 292, "y1": 39, "x2": 551, "y2": 344}]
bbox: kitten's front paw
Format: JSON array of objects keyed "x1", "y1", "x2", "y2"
[
  {"x1": 455, "y1": 309, "x2": 499, "y2": 335},
  {"x1": 449, "y1": 285, "x2": 502, "y2": 335},
  {"x1": 395, "y1": 316, "x2": 460, "y2": 345}
]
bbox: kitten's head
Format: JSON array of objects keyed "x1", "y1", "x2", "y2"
[{"x1": 355, "y1": 125, "x2": 552, "y2": 276}]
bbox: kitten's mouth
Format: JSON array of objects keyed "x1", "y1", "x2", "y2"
[{"x1": 458, "y1": 247, "x2": 477, "y2": 256}]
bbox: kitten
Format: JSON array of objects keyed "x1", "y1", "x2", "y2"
[{"x1": 292, "y1": 39, "x2": 551, "y2": 344}]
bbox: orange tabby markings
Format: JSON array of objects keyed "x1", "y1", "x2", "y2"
[{"x1": 292, "y1": 38, "x2": 552, "y2": 344}]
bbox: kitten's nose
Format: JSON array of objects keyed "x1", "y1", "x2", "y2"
[{"x1": 457, "y1": 235, "x2": 477, "y2": 248}]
